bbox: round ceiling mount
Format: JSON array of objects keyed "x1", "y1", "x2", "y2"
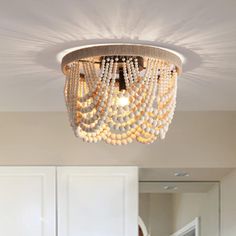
[{"x1": 61, "y1": 44, "x2": 182, "y2": 75}]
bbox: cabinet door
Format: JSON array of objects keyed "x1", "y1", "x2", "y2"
[
  {"x1": 57, "y1": 167, "x2": 138, "y2": 236},
  {"x1": 0, "y1": 167, "x2": 56, "y2": 236}
]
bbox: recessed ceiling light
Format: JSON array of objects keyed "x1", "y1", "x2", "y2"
[
  {"x1": 164, "y1": 185, "x2": 178, "y2": 191},
  {"x1": 174, "y1": 172, "x2": 190, "y2": 177}
]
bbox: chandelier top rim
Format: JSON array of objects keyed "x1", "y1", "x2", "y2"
[{"x1": 61, "y1": 44, "x2": 182, "y2": 75}]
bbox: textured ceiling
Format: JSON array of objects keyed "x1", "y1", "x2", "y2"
[{"x1": 0, "y1": 0, "x2": 236, "y2": 111}]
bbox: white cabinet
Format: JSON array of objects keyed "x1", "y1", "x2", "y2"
[
  {"x1": 0, "y1": 167, "x2": 56, "y2": 236},
  {"x1": 57, "y1": 167, "x2": 138, "y2": 236},
  {"x1": 0, "y1": 166, "x2": 138, "y2": 236}
]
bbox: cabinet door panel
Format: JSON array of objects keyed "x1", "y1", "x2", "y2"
[
  {"x1": 0, "y1": 167, "x2": 56, "y2": 236},
  {"x1": 57, "y1": 167, "x2": 138, "y2": 236}
]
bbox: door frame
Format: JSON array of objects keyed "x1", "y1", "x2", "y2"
[{"x1": 170, "y1": 217, "x2": 200, "y2": 236}]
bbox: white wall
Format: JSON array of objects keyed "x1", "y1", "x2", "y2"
[
  {"x1": 0, "y1": 111, "x2": 235, "y2": 167},
  {"x1": 172, "y1": 193, "x2": 205, "y2": 232},
  {"x1": 172, "y1": 185, "x2": 219, "y2": 236},
  {"x1": 139, "y1": 193, "x2": 173, "y2": 236},
  {"x1": 221, "y1": 169, "x2": 236, "y2": 236},
  {"x1": 140, "y1": 186, "x2": 219, "y2": 236}
]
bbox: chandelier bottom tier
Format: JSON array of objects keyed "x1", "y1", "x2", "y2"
[{"x1": 61, "y1": 44, "x2": 182, "y2": 145}]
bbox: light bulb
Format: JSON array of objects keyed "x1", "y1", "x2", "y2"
[{"x1": 117, "y1": 96, "x2": 129, "y2": 107}]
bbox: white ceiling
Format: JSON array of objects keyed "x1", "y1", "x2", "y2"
[
  {"x1": 139, "y1": 168, "x2": 233, "y2": 181},
  {"x1": 0, "y1": 0, "x2": 236, "y2": 111},
  {"x1": 139, "y1": 182, "x2": 218, "y2": 193}
]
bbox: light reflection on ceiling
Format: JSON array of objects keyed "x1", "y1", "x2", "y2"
[{"x1": 0, "y1": 0, "x2": 236, "y2": 111}]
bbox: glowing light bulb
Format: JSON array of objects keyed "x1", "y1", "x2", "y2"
[{"x1": 117, "y1": 96, "x2": 129, "y2": 107}]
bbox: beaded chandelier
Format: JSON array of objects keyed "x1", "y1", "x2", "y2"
[{"x1": 61, "y1": 44, "x2": 182, "y2": 145}]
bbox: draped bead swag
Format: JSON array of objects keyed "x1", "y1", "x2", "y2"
[{"x1": 64, "y1": 56, "x2": 178, "y2": 145}]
